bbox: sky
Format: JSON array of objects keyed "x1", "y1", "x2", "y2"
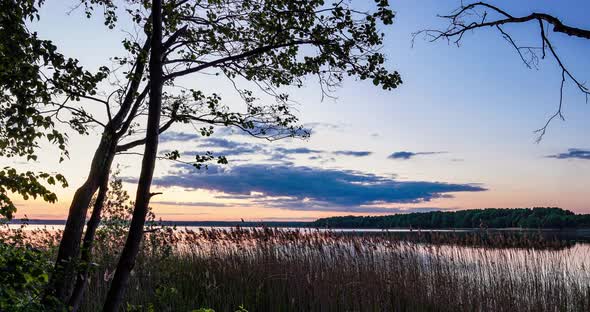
[{"x1": 5, "y1": 0, "x2": 590, "y2": 221}]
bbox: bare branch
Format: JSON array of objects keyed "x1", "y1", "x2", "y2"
[
  {"x1": 415, "y1": 2, "x2": 589, "y2": 140},
  {"x1": 534, "y1": 70, "x2": 566, "y2": 142},
  {"x1": 115, "y1": 117, "x2": 175, "y2": 152}
]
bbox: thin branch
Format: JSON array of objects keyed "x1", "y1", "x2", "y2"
[
  {"x1": 534, "y1": 70, "x2": 566, "y2": 142},
  {"x1": 415, "y1": 2, "x2": 589, "y2": 141},
  {"x1": 115, "y1": 83, "x2": 150, "y2": 138},
  {"x1": 115, "y1": 117, "x2": 175, "y2": 152},
  {"x1": 496, "y1": 25, "x2": 534, "y2": 69},
  {"x1": 163, "y1": 40, "x2": 324, "y2": 81}
]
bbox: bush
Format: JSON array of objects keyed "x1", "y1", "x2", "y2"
[{"x1": 0, "y1": 242, "x2": 53, "y2": 311}]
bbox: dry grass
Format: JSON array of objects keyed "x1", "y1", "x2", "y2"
[
  {"x1": 3, "y1": 226, "x2": 590, "y2": 311},
  {"x1": 89, "y1": 228, "x2": 590, "y2": 312}
]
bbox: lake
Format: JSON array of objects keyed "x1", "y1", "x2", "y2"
[{"x1": 8, "y1": 222, "x2": 590, "y2": 241}]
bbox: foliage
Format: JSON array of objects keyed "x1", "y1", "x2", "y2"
[
  {"x1": 75, "y1": 0, "x2": 402, "y2": 167},
  {"x1": 46, "y1": 0, "x2": 404, "y2": 308},
  {"x1": 0, "y1": 243, "x2": 47, "y2": 311},
  {"x1": 313, "y1": 207, "x2": 590, "y2": 229},
  {"x1": 0, "y1": 231, "x2": 61, "y2": 311},
  {"x1": 0, "y1": 0, "x2": 107, "y2": 219},
  {"x1": 93, "y1": 171, "x2": 162, "y2": 239},
  {"x1": 0, "y1": 168, "x2": 68, "y2": 219}
]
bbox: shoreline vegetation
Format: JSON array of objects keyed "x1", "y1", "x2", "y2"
[
  {"x1": 1, "y1": 225, "x2": 589, "y2": 311},
  {"x1": 313, "y1": 207, "x2": 590, "y2": 229},
  {"x1": 10, "y1": 207, "x2": 590, "y2": 230},
  {"x1": 3, "y1": 205, "x2": 590, "y2": 310}
]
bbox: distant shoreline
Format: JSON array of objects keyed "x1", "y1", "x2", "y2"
[
  {"x1": 6, "y1": 219, "x2": 313, "y2": 228},
  {"x1": 313, "y1": 208, "x2": 590, "y2": 230},
  {"x1": 6, "y1": 218, "x2": 590, "y2": 232}
]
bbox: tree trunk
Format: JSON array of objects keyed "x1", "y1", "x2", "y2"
[
  {"x1": 46, "y1": 134, "x2": 116, "y2": 304},
  {"x1": 68, "y1": 172, "x2": 110, "y2": 312},
  {"x1": 102, "y1": 1, "x2": 163, "y2": 310},
  {"x1": 46, "y1": 27, "x2": 150, "y2": 309}
]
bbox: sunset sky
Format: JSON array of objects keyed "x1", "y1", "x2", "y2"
[{"x1": 7, "y1": 0, "x2": 590, "y2": 221}]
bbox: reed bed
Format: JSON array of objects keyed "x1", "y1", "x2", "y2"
[
  {"x1": 2, "y1": 226, "x2": 590, "y2": 311},
  {"x1": 87, "y1": 228, "x2": 590, "y2": 312}
]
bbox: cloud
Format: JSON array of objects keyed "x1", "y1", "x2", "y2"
[
  {"x1": 162, "y1": 138, "x2": 265, "y2": 157},
  {"x1": 274, "y1": 147, "x2": 323, "y2": 154},
  {"x1": 304, "y1": 122, "x2": 346, "y2": 130},
  {"x1": 183, "y1": 147, "x2": 262, "y2": 157},
  {"x1": 142, "y1": 164, "x2": 486, "y2": 212},
  {"x1": 247, "y1": 197, "x2": 451, "y2": 213},
  {"x1": 199, "y1": 138, "x2": 243, "y2": 149},
  {"x1": 161, "y1": 136, "x2": 318, "y2": 159},
  {"x1": 215, "y1": 193, "x2": 267, "y2": 200},
  {"x1": 546, "y1": 148, "x2": 590, "y2": 160},
  {"x1": 160, "y1": 132, "x2": 200, "y2": 143},
  {"x1": 307, "y1": 155, "x2": 336, "y2": 164},
  {"x1": 333, "y1": 150, "x2": 372, "y2": 157},
  {"x1": 160, "y1": 134, "x2": 373, "y2": 162},
  {"x1": 388, "y1": 151, "x2": 445, "y2": 160},
  {"x1": 159, "y1": 133, "x2": 254, "y2": 148},
  {"x1": 195, "y1": 139, "x2": 322, "y2": 156}
]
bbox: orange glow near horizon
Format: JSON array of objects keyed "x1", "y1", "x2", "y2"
[{"x1": 12, "y1": 186, "x2": 589, "y2": 222}]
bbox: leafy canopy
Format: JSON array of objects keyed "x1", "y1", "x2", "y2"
[
  {"x1": 0, "y1": 0, "x2": 108, "y2": 218},
  {"x1": 79, "y1": 0, "x2": 401, "y2": 167}
]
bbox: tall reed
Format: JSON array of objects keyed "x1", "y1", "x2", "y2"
[
  {"x1": 79, "y1": 228, "x2": 590, "y2": 312},
  {"x1": 2, "y1": 225, "x2": 589, "y2": 311}
]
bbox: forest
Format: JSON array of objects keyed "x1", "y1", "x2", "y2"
[{"x1": 312, "y1": 207, "x2": 590, "y2": 229}]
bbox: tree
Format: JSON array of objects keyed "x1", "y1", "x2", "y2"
[
  {"x1": 415, "y1": 1, "x2": 589, "y2": 141},
  {"x1": 69, "y1": 168, "x2": 163, "y2": 312},
  {"x1": 101, "y1": 0, "x2": 401, "y2": 310},
  {"x1": 33, "y1": 0, "x2": 401, "y2": 310},
  {"x1": 45, "y1": 3, "x2": 312, "y2": 308}
]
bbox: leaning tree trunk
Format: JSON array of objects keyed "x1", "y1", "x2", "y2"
[
  {"x1": 45, "y1": 134, "x2": 116, "y2": 304},
  {"x1": 102, "y1": 1, "x2": 163, "y2": 310},
  {"x1": 47, "y1": 34, "x2": 150, "y2": 307},
  {"x1": 68, "y1": 171, "x2": 110, "y2": 312}
]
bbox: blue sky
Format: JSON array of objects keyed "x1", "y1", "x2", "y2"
[{"x1": 6, "y1": 0, "x2": 590, "y2": 220}]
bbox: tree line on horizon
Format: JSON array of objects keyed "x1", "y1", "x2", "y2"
[{"x1": 313, "y1": 207, "x2": 590, "y2": 229}]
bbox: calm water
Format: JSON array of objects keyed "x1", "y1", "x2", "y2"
[
  {"x1": 5, "y1": 223, "x2": 590, "y2": 283},
  {"x1": 8, "y1": 223, "x2": 590, "y2": 246}
]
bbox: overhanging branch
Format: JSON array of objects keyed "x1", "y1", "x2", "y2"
[
  {"x1": 163, "y1": 40, "x2": 323, "y2": 81},
  {"x1": 414, "y1": 1, "x2": 589, "y2": 141}
]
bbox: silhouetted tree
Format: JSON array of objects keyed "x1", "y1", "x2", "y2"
[
  {"x1": 101, "y1": 0, "x2": 401, "y2": 310},
  {"x1": 314, "y1": 207, "x2": 587, "y2": 229},
  {"x1": 33, "y1": 0, "x2": 402, "y2": 310},
  {"x1": 45, "y1": 1, "x2": 315, "y2": 307}
]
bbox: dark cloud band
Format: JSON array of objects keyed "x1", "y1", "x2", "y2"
[
  {"x1": 134, "y1": 164, "x2": 485, "y2": 212},
  {"x1": 388, "y1": 151, "x2": 446, "y2": 160},
  {"x1": 546, "y1": 148, "x2": 590, "y2": 160}
]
